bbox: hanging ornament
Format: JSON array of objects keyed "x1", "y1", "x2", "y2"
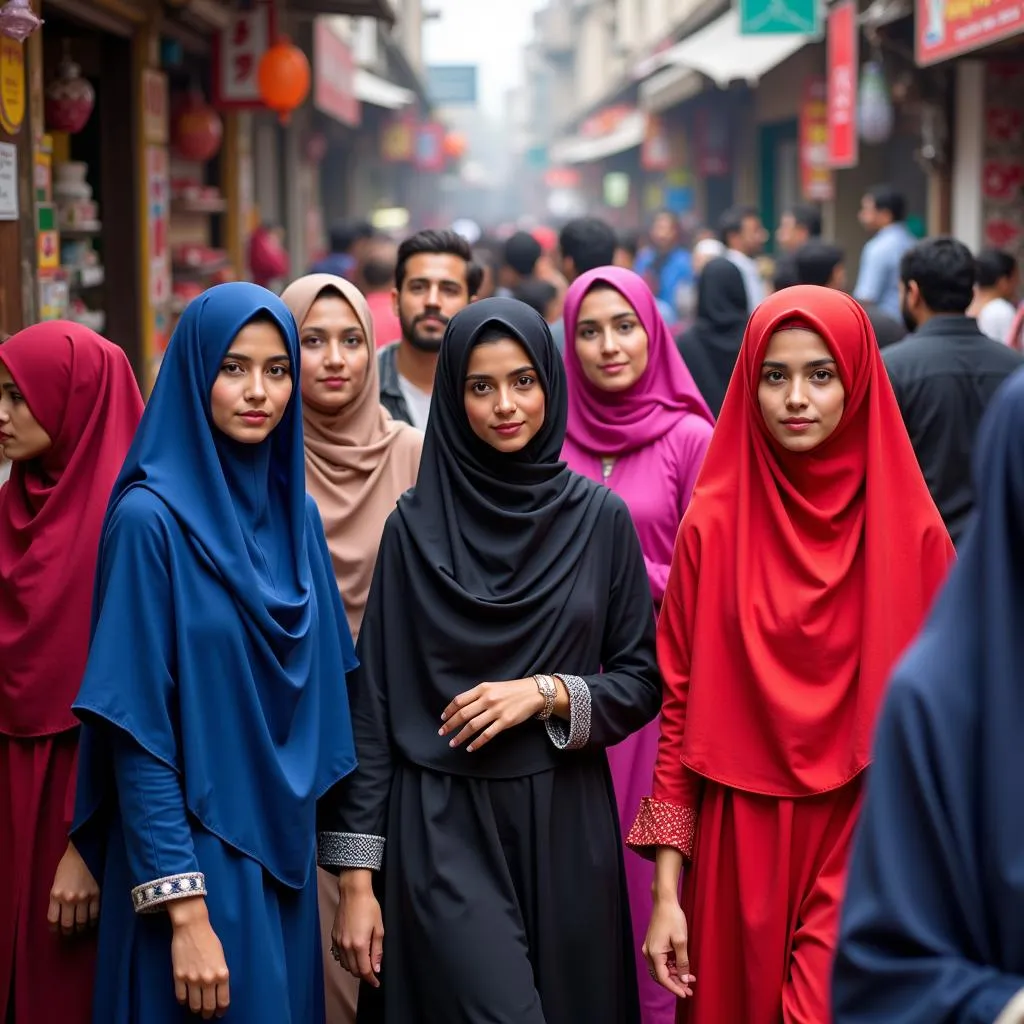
[
  {"x1": 45, "y1": 45, "x2": 95, "y2": 134},
  {"x1": 442, "y1": 131, "x2": 467, "y2": 161},
  {"x1": 257, "y1": 37, "x2": 310, "y2": 125},
  {"x1": 172, "y1": 90, "x2": 223, "y2": 162},
  {"x1": 858, "y1": 61, "x2": 894, "y2": 145},
  {"x1": 0, "y1": 0, "x2": 41, "y2": 42}
]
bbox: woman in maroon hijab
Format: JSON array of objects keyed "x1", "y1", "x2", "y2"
[{"x1": 0, "y1": 323, "x2": 143, "y2": 1023}]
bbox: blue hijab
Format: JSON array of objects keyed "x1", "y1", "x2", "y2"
[
  {"x1": 834, "y1": 367, "x2": 1024, "y2": 1022},
  {"x1": 73, "y1": 282, "x2": 357, "y2": 888}
]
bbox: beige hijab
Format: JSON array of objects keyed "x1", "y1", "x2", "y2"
[{"x1": 281, "y1": 273, "x2": 422, "y2": 638}]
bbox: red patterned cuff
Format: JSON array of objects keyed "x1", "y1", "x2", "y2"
[{"x1": 626, "y1": 797, "x2": 697, "y2": 860}]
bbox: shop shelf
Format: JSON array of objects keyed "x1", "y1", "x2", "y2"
[
  {"x1": 68, "y1": 265, "x2": 105, "y2": 290},
  {"x1": 172, "y1": 197, "x2": 227, "y2": 215}
]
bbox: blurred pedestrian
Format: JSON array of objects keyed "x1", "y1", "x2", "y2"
[
  {"x1": 635, "y1": 211, "x2": 694, "y2": 319},
  {"x1": 791, "y1": 241, "x2": 906, "y2": 347},
  {"x1": 359, "y1": 239, "x2": 401, "y2": 348},
  {"x1": 970, "y1": 247, "x2": 1019, "y2": 344},
  {"x1": 282, "y1": 274, "x2": 422, "y2": 1024},
  {"x1": 562, "y1": 267, "x2": 714, "y2": 1024},
  {"x1": 720, "y1": 206, "x2": 767, "y2": 313},
  {"x1": 691, "y1": 237, "x2": 725, "y2": 278},
  {"x1": 775, "y1": 202, "x2": 822, "y2": 254},
  {"x1": 630, "y1": 286, "x2": 953, "y2": 1024},
  {"x1": 472, "y1": 243, "x2": 502, "y2": 300},
  {"x1": 886, "y1": 237, "x2": 1023, "y2": 544},
  {"x1": 498, "y1": 231, "x2": 542, "y2": 296},
  {"x1": 833, "y1": 369, "x2": 1024, "y2": 1023},
  {"x1": 311, "y1": 221, "x2": 376, "y2": 284},
  {"x1": 250, "y1": 222, "x2": 290, "y2": 291},
  {"x1": 513, "y1": 277, "x2": 560, "y2": 324},
  {"x1": 854, "y1": 186, "x2": 915, "y2": 319},
  {"x1": 322, "y1": 298, "x2": 661, "y2": 1024},
  {"x1": 378, "y1": 230, "x2": 481, "y2": 430},
  {"x1": 615, "y1": 229, "x2": 641, "y2": 270},
  {"x1": 548, "y1": 216, "x2": 618, "y2": 352},
  {"x1": 675, "y1": 257, "x2": 749, "y2": 415},
  {"x1": 0, "y1": 323, "x2": 143, "y2": 1024},
  {"x1": 71, "y1": 283, "x2": 358, "y2": 1023}
]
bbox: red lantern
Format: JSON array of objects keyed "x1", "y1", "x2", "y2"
[
  {"x1": 442, "y1": 131, "x2": 466, "y2": 161},
  {"x1": 172, "y1": 91, "x2": 223, "y2": 163},
  {"x1": 45, "y1": 55, "x2": 95, "y2": 134},
  {"x1": 257, "y1": 37, "x2": 310, "y2": 125}
]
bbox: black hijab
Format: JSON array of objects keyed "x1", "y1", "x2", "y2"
[
  {"x1": 358, "y1": 297, "x2": 610, "y2": 778},
  {"x1": 677, "y1": 256, "x2": 750, "y2": 415}
]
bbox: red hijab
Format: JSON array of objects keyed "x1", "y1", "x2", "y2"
[
  {"x1": 0, "y1": 323, "x2": 143, "y2": 737},
  {"x1": 660, "y1": 286, "x2": 954, "y2": 796}
]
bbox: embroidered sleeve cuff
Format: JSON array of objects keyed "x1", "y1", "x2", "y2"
[
  {"x1": 545, "y1": 674, "x2": 592, "y2": 751},
  {"x1": 318, "y1": 831, "x2": 385, "y2": 871},
  {"x1": 131, "y1": 872, "x2": 206, "y2": 914},
  {"x1": 626, "y1": 797, "x2": 697, "y2": 860}
]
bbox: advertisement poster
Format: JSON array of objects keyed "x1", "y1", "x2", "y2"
[
  {"x1": 917, "y1": 0, "x2": 1024, "y2": 66},
  {"x1": 146, "y1": 145, "x2": 171, "y2": 323},
  {"x1": 827, "y1": 0, "x2": 859, "y2": 169},
  {"x1": 0, "y1": 38, "x2": 25, "y2": 135},
  {"x1": 414, "y1": 122, "x2": 445, "y2": 172},
  {"x1": 980, "y1": 62, "x2": 1024, "y2": 260},
  {"x1": 212, "y1": 3, "x2": 275, "y2": 109},
  {"x1": 799, "y1": 77, "x2": 834, "y2": 201}
]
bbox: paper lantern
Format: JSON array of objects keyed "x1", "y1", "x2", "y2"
[
  {"x1": 442, "y1": 131, "x2": 466, "y2": 160},
  {"x1": 45, "y1": 55, "x2": 94, "y2": 134},
  {"x1": 257, "y1": 38, "x2": 310, "y2": 125},
  {"x1": 172, "y1": 92, "x2": 223, "y2": 163}
]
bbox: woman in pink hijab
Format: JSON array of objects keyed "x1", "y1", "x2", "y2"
[{"x1": 562, "y1": 266, "x2": 714, "y2": 1024}]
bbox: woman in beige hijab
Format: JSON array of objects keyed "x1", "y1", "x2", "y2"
[{"x1": 281, "y1": 273, "x2": 422, "y2": 1022}]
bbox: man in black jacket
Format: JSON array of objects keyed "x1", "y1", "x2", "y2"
[{"x1": 884, "y1": 237, "x2": 1023, "y2": 544}]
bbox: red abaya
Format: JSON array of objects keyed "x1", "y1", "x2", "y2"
[
  {"x1": 0, "y1": 324, "x2": 143, "y2": 1022},
  {"x1": 628, "y1": 287, "x2": 954, "y2": 1021}
]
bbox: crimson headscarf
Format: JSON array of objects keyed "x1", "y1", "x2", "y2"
[
  {"x1": 0, "y1": 323, "x2": 143, "y2": 736},
  {"x1": 656, "y1": 286, "x2": 954, "y2": 797}
]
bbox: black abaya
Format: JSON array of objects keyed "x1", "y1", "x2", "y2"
[{"x1": 318, "y1": 298, "x2": 661, "y2": 1022}]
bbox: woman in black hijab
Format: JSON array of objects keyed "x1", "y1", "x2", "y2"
[
  {"x1": 319, "y1": 297, "x2": 662, "y2": 1023},
  {"x1": 676, "y1": 255, "x2": 750, "y2": 415}
]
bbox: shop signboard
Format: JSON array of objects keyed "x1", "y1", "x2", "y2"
[
  {"x1": 917, "y1": 0, "x2": 1024, "y2": 65},
  {"x1": 827, "y1": 0, "x2": 859, "y2": 169},
  {"x1": 146, "y1": 145, "x2": 170, "y2": 311},
  {"x1": 213, "y1": 3, "x2": 275, "y2": 110},
  {"x1": 426, "y1": 65, "x2": 478, "y2": 107},
  {"x1": 739, "y1": 0, "x2": 820, "y2": 34},
  {"x1": 414, "y1": 122, "x2": 445, "y2": 172},
  {"x1": 0, "y1": 142, "x2": 16, "y2": 220},
  {"x1": 694, "y1": 106, "x2": 730, "y2": 177},
  {"x1": 0, "y1": 38, "x2": 25, "y2": 136},
  {"x1": 142, "y1": 69, "x2": 169, "y2": 145},
  {"x1": 313, "y1": 19, "x2": 360, "y2": 128},
  {"x1": 641, "y1": 114, "x2": 672, "y2": 172},
  {"x1": 799, "y1": 76, "x2": 834, "y2": 201},
  {"x1": 381, "y1": 114, "x2": 415, "y2": 163}
]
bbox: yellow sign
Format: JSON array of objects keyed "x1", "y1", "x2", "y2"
[{"x1": 0, "y1": 38, "x2": 25, "y2": 136}]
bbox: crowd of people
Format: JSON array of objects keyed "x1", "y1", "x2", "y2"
[{"x1": 4, "y1": 186, "x2": 1024, "y2": 1024}]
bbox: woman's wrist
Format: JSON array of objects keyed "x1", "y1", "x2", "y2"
[
  {"x1": 167, "y1": 895, "x2": 209, "y2": 929},
  {"x1": 339, "y1": 868, "x2": 375, "y2": 894}
]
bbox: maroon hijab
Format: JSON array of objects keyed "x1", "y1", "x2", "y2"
[{"x1": 0, "y1": 323, "x2": 143, "y2": 736}]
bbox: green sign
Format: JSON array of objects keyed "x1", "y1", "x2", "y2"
[{"x1": 738, "y1": 0, "x2": 820, "y2": 35}]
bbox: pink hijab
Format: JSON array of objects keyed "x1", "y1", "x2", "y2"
[{"x1": 562, "y1": 266, "x2": 714, "y2": 456}]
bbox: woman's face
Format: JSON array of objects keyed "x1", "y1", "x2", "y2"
[
  {"x1": 299, "y1": 291, "x2": 370, "y2": 413},
  {"x1": 757, "y1": 328, "x2": 845, "y2": 453},
  {"x1": 463, "y1": 336, "x2": 546, "y2": 454},
  {"x1": 0, "y1": 363, "x2": 52, "y2": 461},
  {"x1": 210, "y1": 319, "x2": 293, "y2": 444},
  {"x1": 573, "y1": 285, "x2": 649, "y2": 393}
]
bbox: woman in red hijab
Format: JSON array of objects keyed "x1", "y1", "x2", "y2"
[
  {"x1": 627, "y1": 286, "x2": 954, "y2": 1023},
  {"x1": 0, "y1": 323, "x2": 143, "y2": 1023}
]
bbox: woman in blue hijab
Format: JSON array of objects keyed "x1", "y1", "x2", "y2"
[
  {"x1": 833, "y1": 367, "x2": 1024, "y2": 1024},
  {"x1": 71, "y1": 283, "x2": 358, "y2": 1022}
]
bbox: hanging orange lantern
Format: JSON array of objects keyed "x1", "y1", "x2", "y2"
[
  {"x1": 257, "y1": 37, "x2": 310, "y2": 125},
  {"x1": 172, "y1": 91, "x2": 223, "y2": 163},
  {"x1": 442, "y1": 131, "x2": 466, "y2": 161}
]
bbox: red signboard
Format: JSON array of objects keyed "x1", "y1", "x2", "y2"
[
  {"x1": 799, "y1": 77, "x2": 834, "y2": 201},
  {"x1": 694, "y1": 106, "x2": 730, "y2": 178},
  {"x1": 212, "y1": 4, "x2": 275, "y2": 111},
  {"x1": 917, "y1": 0, "x2": 1024, "y2": 65},
  {"x1": 827, "y1": 0, "x2": 859, "y2": 169},
  {"x1": 313, "y1": 19, "x2": 360, "y2": 128}
]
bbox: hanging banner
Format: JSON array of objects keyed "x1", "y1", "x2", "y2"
[
  {"x1": 212, "y1": 3, "x2": 275, "y2": 110},
  {"x1": 917, "y1": 0, "x2": 1024, "y2": 66},
  {"x1": 313, "y1": 18, "x2": 360, "y2": 128},
  {"x1": 827, "y1": 0, "x2": 859, "y2": 169},
  {"x1": 799, "y1": 77, "x2": 834, "y2": 201},
  {"x1": 694, "y1": 106, "x2": 730, "y2": 178},
  {"x1": 641, "y1": 114, "x2": 672, "y2": 172},
  {"x1": 0, "y1": 38, "x2": 25, "y2": 136},
  {"x1": 414, "y1": 122, "x2": 445, "y2": 172}
]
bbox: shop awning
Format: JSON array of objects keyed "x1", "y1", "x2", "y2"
[
  {"x1": 289, "y1": 0, "x2": 395, "y2": 23},
  {"x1": 549, "y1": 110, "x2": 648, "y2": 166},
  {"x1": 654, "y1": 8, "x2": 814, "y2": 88},
  {"x1": 355, "y1": 69, "x2": 416, "y2": 110},
  {"x1": 639, "y1": 65, "x2": 703, "y2": 113}
]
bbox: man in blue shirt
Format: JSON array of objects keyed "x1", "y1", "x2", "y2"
[
  {"x1": 634, "y1": 210, "x2": 693, "y2": 322},
  {"x1": 854, "y1": 185, "x2": 916, "y2": 319}
]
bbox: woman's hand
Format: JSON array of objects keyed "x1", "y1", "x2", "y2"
[
  {"x1": 439, "y1": 678, "x2": 546, "y2": 752},
  {"x1": 333, "y1": 869, "x2": 384, "y2": 988},
  {"x1": 642, "y1": 896, "x2": 696, "y2": 1000},
  {"x1": 47, "y1": 841, "x2": 100, "y2": 936},
  {"x1": 168, "y1": 897, "x2": 230, "y2": 1019}
]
